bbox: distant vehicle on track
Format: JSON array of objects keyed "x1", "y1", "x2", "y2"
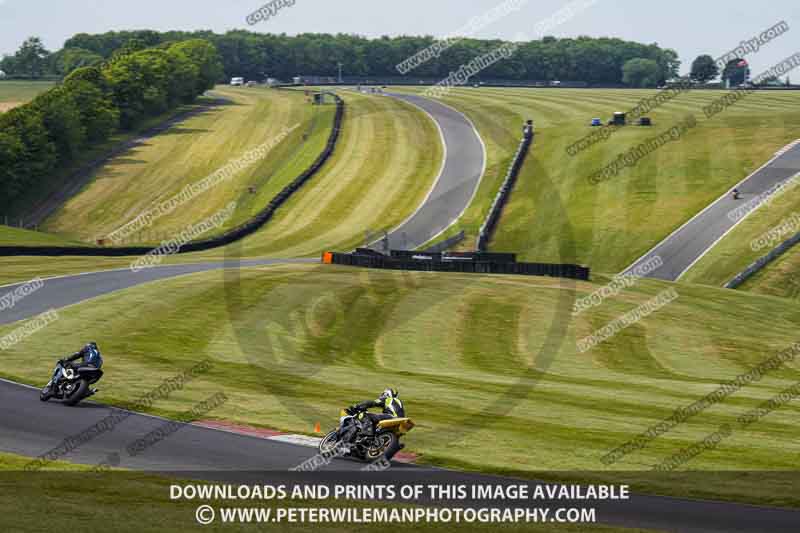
[{"x1": 230, "y1": 77, "x2": 244, "y2": 86}]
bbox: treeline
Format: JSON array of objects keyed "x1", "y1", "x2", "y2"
[
  {"x1": 55, "y1": 30, "x2": 679, "y2": 85},
  {"x1": 0, "y1": 39, "x2": 223, "y2": 212}
]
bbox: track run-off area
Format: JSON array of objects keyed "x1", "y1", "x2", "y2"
[{"x1": 3, "y1": 91, "x2": 800, "y2": 532}]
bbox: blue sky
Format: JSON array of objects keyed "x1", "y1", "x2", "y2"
[{"x1": 1, "y1": 0, "x2": 798, "y2": 76}]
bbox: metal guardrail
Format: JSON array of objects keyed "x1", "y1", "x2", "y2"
[{"x1": 725, "y1": 230, "x2": 800, "y2": 289}]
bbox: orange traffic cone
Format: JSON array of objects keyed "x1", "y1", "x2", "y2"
[{"x1": 314, "y1": 422, "x2": 321, "y2": 434}]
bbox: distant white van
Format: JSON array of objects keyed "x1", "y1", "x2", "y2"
[{"x1": 230, "y1": 77, "x2": 244, "y2": 86}]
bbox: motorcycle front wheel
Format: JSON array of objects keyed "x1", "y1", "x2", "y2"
[
  {"x1": 319, "y1": 430, "x2": 341, "y2": 455},
  {"x1": 39, "y1": 386, "x2": 52, "y2": 402}
]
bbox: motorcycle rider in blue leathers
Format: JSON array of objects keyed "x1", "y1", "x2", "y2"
[{"x1": 51, "y1": 342, "x2": 103, "y2": 388}]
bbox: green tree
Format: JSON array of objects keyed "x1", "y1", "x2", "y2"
[
  {"x1": 13, "y1": 37, "x2": 51, "y2": 78},
  {"x1": 0, "y1": 130, "x2": 25, "y2": 209},
  {"x1": 62, "y1": 79, "x2": 119, "y2": 141},
  {"x1": 0, "y1": 55, "x2": 16, "y2": 76},
  {"x1": 30, "y1": 87, "x2": 87, "y2": 161},
  {"x1": 166, "y1": 46, "x2": 201, "y2": 104},
  {"x1": 168, "y1": 40, "x2": 224, "y2": 94},
  {"x1": 0, "y1": 107, "x2": 57, "y2": 201},
  {"x1": 102, "y1": 48, "x2": 172, "y2": 127},
  {"x1": 722, "y1": 59, "x2": 749, "y2": 87},
  {"x1": 53, "y1": 47, "x2": 104, "y2": 75},
  {"x1": 690, "y1": 54, "x2": 719, "y2": 83},
  {"x1": 622, "y1": 58, "x2": 660, "y2": 87}
]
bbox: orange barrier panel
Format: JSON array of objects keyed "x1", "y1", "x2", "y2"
[{"x1": 322, "y1": 252, "x2": 333, "y2": 264}]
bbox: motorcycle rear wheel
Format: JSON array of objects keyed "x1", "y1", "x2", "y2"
[{"x1": 367, "y1": 431, "x2": 399, "y2": 461}]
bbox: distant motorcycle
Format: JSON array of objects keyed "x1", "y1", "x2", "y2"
[
  {"x1": 732, "y1": 188, "x2": 742, "y2": 200},
  {"x1": 318, "y1": 407, "x2": 414, "y2": 462},
  {"x1": 40, "y1": 360, "x2": 103, "y2": 406}
]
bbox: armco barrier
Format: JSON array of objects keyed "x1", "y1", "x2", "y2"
[
  {"x1": 725, "y1": 230, "x2": 800, "y2": 289},
  {"x1": 476, "y1": 122, "x2": 534, "y2": 251},
  {"x1": 325, "y1": 250, "x2": 589, "y2": 281},
  {"x1": 0, "y1": 93, "x2": 344, "y2": 257}
]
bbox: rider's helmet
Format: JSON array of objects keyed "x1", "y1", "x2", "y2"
[{"x1": 379, "y1": 389, "x2": 398, "y2": 401}]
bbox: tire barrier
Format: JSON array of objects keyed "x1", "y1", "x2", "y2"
[
  {"x1": 389, "y1": 250, "x2": 517, "y2": 263},
  {"x1": 0, "y1": 95, "x2": 345, "y2": 257},
  {"x1": 422, "y1": 230, "x2": 465, "y2": 254},
  {"x1": 725, "y1": 230, "x2": 800, "y2": 289},
  {"x1": 323, "y1": 249, "x2": 590, "y2": 281},
  {"x1": 476, "y1": 122, "x2": 534, "y2": 252}
]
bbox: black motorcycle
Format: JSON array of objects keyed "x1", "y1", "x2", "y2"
[
  {"x1": 40, "y1": 360, "x2": 103, "y2": 406},
  {"x1": 318, "y1": 407, "x2": 414, "y2": 462}
]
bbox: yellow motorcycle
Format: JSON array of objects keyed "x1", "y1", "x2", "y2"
[{"x1": 319, "y1": 407, "x2": 414, "y2": 462}]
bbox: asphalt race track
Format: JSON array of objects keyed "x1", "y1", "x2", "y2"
[
  {"x1": 2, "y1": 99, "x2": 800, "y2": 532},
  {"x1": 0, "y1": 259, "x2": 315, "y2": 326},
  {"x1": 1, "y1": 378, "x2": 799, "y2": 532},
  {"x1": 380, "y1": 93, "x2": 486, "y2": 250},
  {"x1": 622, "y1": 140, "x2": 800, "y2": 281}
]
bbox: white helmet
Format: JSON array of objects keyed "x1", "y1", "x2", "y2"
[{"x1": 380, "y1": 389, "x2": 398, "y2": 400}]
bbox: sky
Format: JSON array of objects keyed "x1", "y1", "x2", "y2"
[{"x1": 1, "y1": 0, "x2": 799, "y2": 77}]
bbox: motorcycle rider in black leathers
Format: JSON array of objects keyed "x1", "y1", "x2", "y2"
[
  {"x1": 51, "y1": 342, "x2": 103, "y2": 388},
  {"x1": 347, "y1": 389, "x2": 405, "y2": 440}
]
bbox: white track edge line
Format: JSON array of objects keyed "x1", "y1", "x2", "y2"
[{"x1": 619, "y1": 139, "x2": 800, "y2": 277}]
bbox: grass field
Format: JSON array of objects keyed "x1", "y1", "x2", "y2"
[
  {"x1": 679, "y1": 167, "x2": 800, "y2": 299},
  {"x1": 187, "y1": 90, "x2": 442, "y2": 259},
  {"x1": 41, "y1": 86, "x2": 332, "y2": 244},
  {"x1": 738, "y1": 244, "x2": 800, "y2": 298},
  {"x1": 0, "y1": 455, "x2": 655, "y2": 533},
  {"x1": 0, "y1": 80, "x2": 54, "y2": 112},
  {"x1": 0, "y1": 225, "x2": 85, "y2": 247},
  {"x1": 682, "y1": 171, "x2": 800, "y2": 289},
  {"x1": 1, "y1": 264, "x2": 798, "y2": 506},
  {"x1": 391, "y1": 87, "x2": 800, "y2": 274}
]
